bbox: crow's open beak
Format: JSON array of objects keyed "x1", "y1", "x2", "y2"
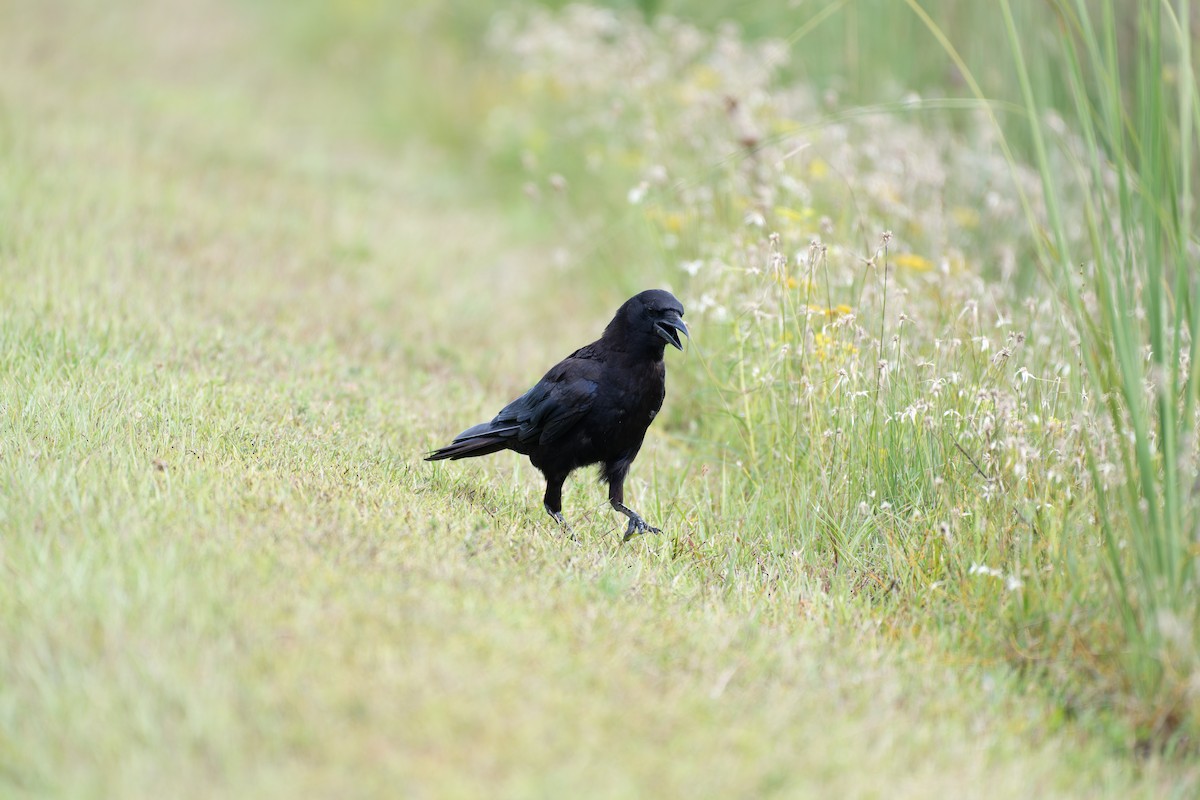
[{"x1": 655, "y1": 314, "x2": 689, "y2": 351}]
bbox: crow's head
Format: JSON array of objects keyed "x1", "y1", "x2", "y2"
[{"x1": 606, "y1": 289, "x2": 689, "y2": 355}]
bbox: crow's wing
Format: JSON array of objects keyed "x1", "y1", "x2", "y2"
[
  {"x1": 489, "y1": 367, "x2": 598, "y2": 445},
  {"x1": 442, "y1": 354, "x2": 600, "y2": 451}
]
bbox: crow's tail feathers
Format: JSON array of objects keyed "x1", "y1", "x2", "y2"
[
  {"x1": 424, "y1": 422, "x2": 520, "y2": 462},
  {"x1": 425, "y1": 437, "x2": 510, "y2": 461}
]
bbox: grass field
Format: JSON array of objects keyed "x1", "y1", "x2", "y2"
[{"x1": 2, "y1": 0, "x2": 1198, "y2": 797}]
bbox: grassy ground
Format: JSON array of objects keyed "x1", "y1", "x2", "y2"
[{"x1": 2, "y1": 0, "x2": 1197, "y2": 797}]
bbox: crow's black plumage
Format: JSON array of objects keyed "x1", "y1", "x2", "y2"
[{"x1": 426, "y1": 289, "x2": 688, "y2": 541}]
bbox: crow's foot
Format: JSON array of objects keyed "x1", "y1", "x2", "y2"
[
  {"x1": 545, "y1": 505, "x2": 575, "y2": 538},
  {"x1": 619, "y1": 509, "x2": 661, "y2": 543}
]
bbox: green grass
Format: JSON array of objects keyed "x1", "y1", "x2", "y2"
[{"x1": 2, "y1": 0, "x2": 1199, "y2": 796}]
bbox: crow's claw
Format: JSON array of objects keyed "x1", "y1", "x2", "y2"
[
  {"x1": 546, "y1": 506, "x2": 576, "y2": 539},
  {"x1": 621, "y1": 513, "x2": 662, "y2": 543}
]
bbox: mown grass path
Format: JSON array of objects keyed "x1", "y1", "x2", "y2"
[{"x1": 0, "y1": 1, "x2": 1192, "y2": 796}]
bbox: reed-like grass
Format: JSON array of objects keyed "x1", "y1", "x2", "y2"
[{"x1": 999, "y1": 0, "x2": 1200, "y2": 739}]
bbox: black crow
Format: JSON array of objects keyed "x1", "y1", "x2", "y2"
[{"x1": 426, "y1": 289, "x2": 688, "y2": 541}]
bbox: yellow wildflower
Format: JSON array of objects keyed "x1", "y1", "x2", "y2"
[
  {"x1": 812, "y1": 331, "x2": 859, "y2": 363},
  {"x1": 804, "y1": 303, "x2": 852, "y2": 317},
  {"x1": 644, "y1": 206, "x2": 687, "y2": 233},
  {"x1": 615, "y1": 148, "x2": 644, "y2": 168},
  {"x1": 951, "y1": 206, "x2": 981, "y2": 229},
  {"x1": 893, "y1": 253, "x2": 934, "y2": 272},
  {"x1": 774, "y1": 206, "x2": 816, "y2": 223},
  {"x1": 769, "y1": 118, "x2": 804, "y2": 136},
  {"x1": 774, "y1": 274, "x2": 806, "y2": 290},
  {"x1": 689, "y1": 64, "x2": 722, "y2": 90}
]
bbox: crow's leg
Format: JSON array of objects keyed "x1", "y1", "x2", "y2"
[
  {"x1": 542, "y1": 471, "x2": 571, "y2": 532},
  {"x1": 606, "y1": 465, "x2": 660, "y2": 542}
]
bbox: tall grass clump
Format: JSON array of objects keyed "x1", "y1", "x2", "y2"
[{"x1": 1001, "y1": 0, "x2": 1200, "y2": 739}]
